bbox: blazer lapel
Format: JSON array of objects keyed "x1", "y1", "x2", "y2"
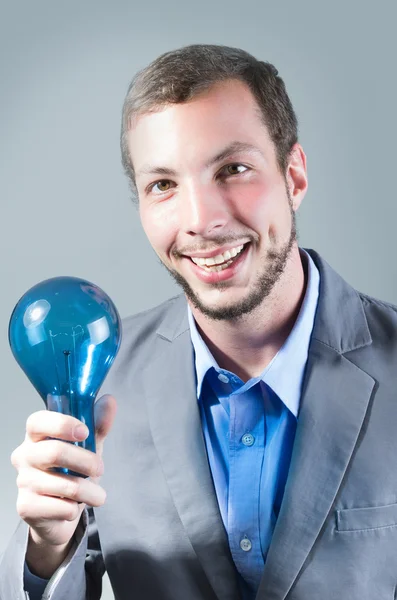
[
  {"x1": 142, "y1": 297, "x2": 240, "y2": 600},
  {"x1": 256, "y1": 340, "x2": 375, "y2": 599},
  {"x1": 257, "y1": 250, "x2": 375, "y2": 599}
]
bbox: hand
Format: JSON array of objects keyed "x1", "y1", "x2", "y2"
[{"x1": 10, "y1": 394, "x2": 117, "y2": 549}]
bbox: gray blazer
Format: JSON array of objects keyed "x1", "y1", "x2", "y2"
[{"x1": 2, "y1": 249, "x2": 397, "y2": 600}]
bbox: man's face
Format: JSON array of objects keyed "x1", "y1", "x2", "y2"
[{"x1": 128, "y1": 80, "x2": 306, "y2": 321}]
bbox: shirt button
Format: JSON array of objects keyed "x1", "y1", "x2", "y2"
[
  {"x1": 217, "y1": 373, "x2": 229, "y2": 384},
  {"x1": 241, "y1": 433, "x2": 255, "y2": 446},
  {"x1": 240, "y1": 537, "x2": 252, "y2": 552}
]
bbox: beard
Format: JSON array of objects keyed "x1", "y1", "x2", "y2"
[{"x1": 159, "y1": 190, "x2": 297, "y2": 321}]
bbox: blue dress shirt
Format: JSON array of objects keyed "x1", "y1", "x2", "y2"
[{"x1": 188, "y1": 249, "x2": 320, "y2": 598}]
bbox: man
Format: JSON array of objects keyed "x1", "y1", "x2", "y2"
[{"x1": 1, "y1": 44, "x2": 397, "y2": 600}]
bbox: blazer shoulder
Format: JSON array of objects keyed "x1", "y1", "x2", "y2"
[
  {"x1": 359, "y1": 291, "x2": 397, "y2": 314},
  {"x1": 99, "y1": 294, "x2": 188, "y2": 397},
  {"x1": 359, "y1": 291, "x2": 397, "y2": 343},
  {"x1": 121, "y1": 294, "x2": 185, "y2": 334},
  {"x1": 115, "y1": 294, "x2": 186, "y2": 363}
]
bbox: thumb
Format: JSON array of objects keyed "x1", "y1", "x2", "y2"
[{"x1": 94, "y1": 394, "x2": 117, "y2": 456}]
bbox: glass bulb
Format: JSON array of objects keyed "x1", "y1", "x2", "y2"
[{"x1": 9, "y1": 276, "x2": 122, "y2": 477}]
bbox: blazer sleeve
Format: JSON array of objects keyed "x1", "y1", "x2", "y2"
[{"x1": 0, "y1": 507, "x2": 105, "y2": 600}]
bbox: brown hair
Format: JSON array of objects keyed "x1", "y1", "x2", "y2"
[{"x1": 120, "y1": 44, "x2": 298, "y2": 196}]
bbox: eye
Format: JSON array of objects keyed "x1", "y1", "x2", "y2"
[
  {"x1": 220, "y1": 163, "x2": 249, "y2": 178},
  {"x1": 148, "y1": 180, "x2": 175, "y2": 194}
]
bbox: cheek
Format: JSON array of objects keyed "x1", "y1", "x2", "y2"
[
  {"x1": 139, "y1": 203, "x2": 178, "y2": 256},
  {"x1": 232, "y1": 178, "x2": 291, "y2": 244},
  {"x1": 232, "y1": 179, "x2": 281, "y2": 223}
]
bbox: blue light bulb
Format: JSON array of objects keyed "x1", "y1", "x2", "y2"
[{"x1": 9, "y1": 277, "x2": 122, "y2": 477}]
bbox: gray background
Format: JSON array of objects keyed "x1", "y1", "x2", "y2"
[{"x1": 1, "y1": 0, "x2": 396, "y2": 597}]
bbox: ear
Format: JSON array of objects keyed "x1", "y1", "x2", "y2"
[{"x1": 285, "y1": 143, "x2": 308, "y2": 211}]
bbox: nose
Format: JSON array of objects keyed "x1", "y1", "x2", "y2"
[{"x1": 180, "y1": 182, "x2": 229, "y2": 237}]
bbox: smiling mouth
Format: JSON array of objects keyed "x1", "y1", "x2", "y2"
[{"x1": 189, "y1": 243, "x2": 248, "y2": 272}]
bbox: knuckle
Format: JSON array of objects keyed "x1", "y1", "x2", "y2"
[
  {"x1": 16, "y1": 470, "x2": 28, "y2": 489},
  {"x1": 25, "y1": 414, "x2": 35, "y2": 433},
  {"x1": 45, "y1": 442, "x2": 64, "y2": 466},
  {"x1": 10, "y1": 446, "x2": 21, "y2": 468},
  {"x1": 64, "y1": 503, "x2": 79, "y2": 522},
  {"x1": 16, "y1": 497, "x2": 31, "y2": 520},
  {"x1": 64, "y1": 479, "x2": 80, "y2": 501},
  {"x1": 17, "y1": 469, "x2": 40, "y2": 494},
  {"x1": 25, "y1": 412, "x2": 42, "y2": 434}
]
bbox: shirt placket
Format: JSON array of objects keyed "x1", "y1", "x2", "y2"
[{"x1": 227, "y1": 383, "x2": 265, "y2": 590}]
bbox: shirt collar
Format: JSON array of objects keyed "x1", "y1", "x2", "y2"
[{"x1": 188, "y1": 248, "x2": 320, "y2": 417}]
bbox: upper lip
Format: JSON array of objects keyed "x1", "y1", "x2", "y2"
[{"x1": 182, "y1": 242, "x2": 248, "y2": 259}]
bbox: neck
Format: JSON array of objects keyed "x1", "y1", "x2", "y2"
[{"x1": 189, "y1": 246, "x2": 307, "y2": 382}]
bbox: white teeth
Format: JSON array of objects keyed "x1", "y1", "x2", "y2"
[
  {"x1": 190, "y1": 244, "x2": 245, "y2": 270},
  {"x1": 213, "y1": 259, "x2": 234, "y2": 272}
]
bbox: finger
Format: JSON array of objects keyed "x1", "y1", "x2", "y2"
[
  {"x1": 94, "y1": 395, "x2": 117, "y2": 456},
  {"x1": 25, "y1": 411, "x2": 89, "y2": 444},
  {"x1": 17, "y1": 489, "x2": 83, "y2": 523},
  {"x1": 17, "y1": 468, "x2": 106, "y2": 507},
  {"x1": 25, "y1": 439, "x2": 103, "y2": 479}
]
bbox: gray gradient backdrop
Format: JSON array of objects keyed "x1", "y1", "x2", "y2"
[{"x1": 1, "y1": 1, "x2": 396, "y2": 598}]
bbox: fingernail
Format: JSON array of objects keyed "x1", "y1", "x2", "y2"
[{"x1": 73, "y1": 424, "x2": 89, "y2": 440}]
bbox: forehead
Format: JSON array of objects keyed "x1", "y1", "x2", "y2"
[{"x1": 127, "y1": 80, "x2": 274, "y2": 175}]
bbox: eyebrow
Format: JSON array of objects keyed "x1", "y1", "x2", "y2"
[
  {"x1": 205, "y1": 141, "x2": 263, "y2": 168},
  {"x1": 135, "y1": 141, "x2": 264, "y2": 179}
]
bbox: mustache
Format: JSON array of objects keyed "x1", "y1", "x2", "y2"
[{"x1": 172, "y1": 234, "x2": 255, "y2": 258}]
